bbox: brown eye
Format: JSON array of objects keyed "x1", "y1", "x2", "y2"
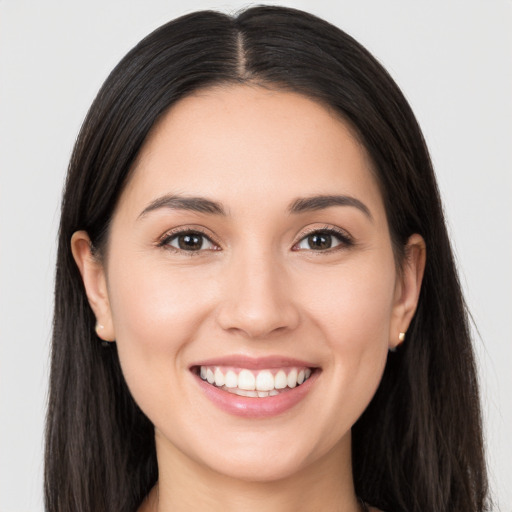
[
  {"x1": 307, "y1": 233, "x2": 333, "y2": 250},
  {"x1": 295, "y1": 229, "x2": 351, "y2": 251},
  {"x1": 177, "y1": 233, "x2": 204, "y2": 250},
  {"x1": 164, "y1": 231, "x2": 216, "y2": 252}
]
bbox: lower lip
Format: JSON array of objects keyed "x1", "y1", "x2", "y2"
[{"x1": 193, "y1": 371, "x2": 319, "y2": 418}]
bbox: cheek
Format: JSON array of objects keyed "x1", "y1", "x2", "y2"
[
  {"x1": 302, "y1": 255, "x2": 397, "y2": 348},
  {"x1": 302, "y1": 255, "x2": 395, "y2": 401},
  {"x1": 108, "y1": 251, "x2": 216, "y2": 340},
  {"x1": 295, "y1": 259, "x2": 395, "y2": 447},
  {"x1": 105, "y1": 256, "x2": 214, "y2": 404}
]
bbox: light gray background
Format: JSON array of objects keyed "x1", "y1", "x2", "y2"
[{"x1": 1, "y1": 1, "x2": 511, "y2": 511}]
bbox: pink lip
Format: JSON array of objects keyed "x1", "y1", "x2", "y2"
[{"x1": 190, "y1": 355, "x2": 320, "y2": 418}]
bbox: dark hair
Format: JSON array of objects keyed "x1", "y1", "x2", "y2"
[{"x1": 45, "y1": 6, "x2": 489, "y2": 512}]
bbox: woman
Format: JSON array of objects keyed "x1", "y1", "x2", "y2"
[{"x1": 45, "y1": 6, "x2": 489, "y2": 512}]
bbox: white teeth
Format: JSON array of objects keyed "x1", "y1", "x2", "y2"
[
  {"x1": 238, "y1": 369, "x2": 256, "y2": 390},
  {"x1": 235, "y1": 389, "x2": 257, "y2": 397},
  {"x1": 214, "y1": 368, "x2": 225, "y2": 387},
  {"x1": 287, "y1": 368, "x2": 298, "y2": 388},
  {"x1": 255, "y1": 370, "x2": 274, "y2": 391},
  {"x1": 225, "y1": 370, "x2": 237, "y2": 388},
  {"x1": 198, "y1": 365, "x2": 314, "y2": 396},
  {"x1": 274, "y1": 370, "x2": 287, "y2": 389}
]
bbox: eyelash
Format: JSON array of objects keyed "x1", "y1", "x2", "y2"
[
  {"x1": 292, "y1": 226, "x2": 354, "y2": 253},
  {"x1": 157, "y1": 227, "x2": 220, "y2": 255},
  {"x1": 157, "y1": 225, "x2": 354, "y2": 255}
]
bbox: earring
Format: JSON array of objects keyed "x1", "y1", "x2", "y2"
[
  {"x1": 389, "y1": 332, "x2": 406, "y2": 352},
  {"x1": 95, "y1": 323, "x2": 111, "y2": 347}
]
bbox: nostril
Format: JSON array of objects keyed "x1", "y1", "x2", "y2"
[
  {"x1": 214, "y1": 263, "x2": 300, "y2": 338},
  {"x1": 215, "y1": 299, "x2": 300, "y2": 339}
]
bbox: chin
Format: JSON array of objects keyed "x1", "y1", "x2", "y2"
[
  {"x1": 202, "y1": 449, "x2": 315, "y2": 483},
  {"x1": 176, "y1": 425, "x2": 347, "y2": 484}
]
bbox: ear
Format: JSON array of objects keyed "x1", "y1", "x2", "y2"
[
  {"x1": 389, "y1": 234, "x2": 426, "y2": 350},
  {"x1": 71, "y1": 230, "x2": 115, "y2": 342}
]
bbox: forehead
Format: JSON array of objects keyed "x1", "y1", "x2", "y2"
[{"x1": 118, "y1": 85, "x2": 385, "y2": 221}]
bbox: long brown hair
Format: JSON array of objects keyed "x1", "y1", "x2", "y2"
[{"x1": 45, "y1": 6, "x2": 490, "y2": 511}]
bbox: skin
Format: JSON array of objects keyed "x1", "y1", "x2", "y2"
[{"x1": 72, "y1": 85, "x2": 425, "y2": 512}]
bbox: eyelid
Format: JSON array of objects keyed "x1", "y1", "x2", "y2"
[
  {"x1": 156, "y1": 224, "x2": 353, "y2": 253},
  {"x1": 292, "y1": 225, "x2": 354, "y2": 251},
  {"x1": 157, "y1": 225, "x2": 221, "y2": 252}
]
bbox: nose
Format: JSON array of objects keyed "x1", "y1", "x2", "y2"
[{"x1": 215, "y1": 250, "x2": 300, "y2": 339}]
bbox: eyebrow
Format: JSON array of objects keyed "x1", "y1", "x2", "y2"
[
  {"x1": 138, "y1": 193, "x2": 372, "y2": 221},
  {"x1": 138, "y1": 194, "x2": 226, "y2": 218},
  {"x1": 288, "y1": 195, "x2": 373, "y2": 220}
]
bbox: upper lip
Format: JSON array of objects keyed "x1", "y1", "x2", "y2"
[{"x1": 190, "y1": 355, "x2": 319, "y2": 370}]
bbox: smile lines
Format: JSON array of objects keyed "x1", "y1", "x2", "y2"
[{"x1": 198, "y1": 366, "x2": 313, "y2": 397}]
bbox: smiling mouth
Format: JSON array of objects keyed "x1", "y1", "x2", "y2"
[{"x1": 193, "y1": 366, "x2": 314, "y2": 398}]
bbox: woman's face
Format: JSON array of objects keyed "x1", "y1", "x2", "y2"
[{"x1": 75, "y1": 85, "x2": 423, "y2": 482}]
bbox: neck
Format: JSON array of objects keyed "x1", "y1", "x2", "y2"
[{"x1": 139, "y1": 431, "x2": 362, "y2": 512}]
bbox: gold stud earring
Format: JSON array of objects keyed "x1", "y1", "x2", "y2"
[
  {"x1": 95, "y1": 322, "x2": 115, "y2": 347},
  {"x1": 96, "y1": 323, "x2": 113, "y2": 347},
  {"x1": 389, "y1": 332, "x2": 406, "y2": 353}
]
